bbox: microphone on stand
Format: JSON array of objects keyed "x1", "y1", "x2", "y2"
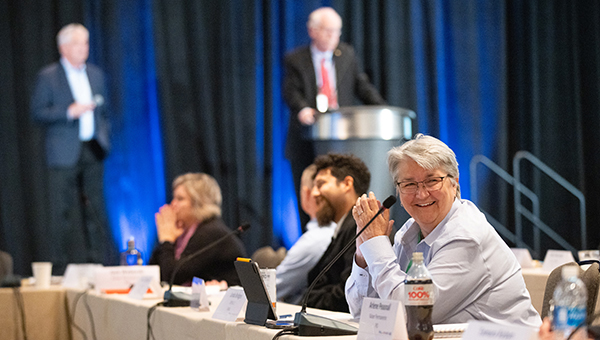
[
  {"x1": 162, "y1": 223, "x2": 251, "y2": 307},
  {"x1": 294, "y1": 195, "x2": 397, "y2": 336}
]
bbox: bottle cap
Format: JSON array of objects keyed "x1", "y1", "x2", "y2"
[
  {"x1": 561, "y1": 265, "x2": 579, "y2": 279},
  {"x1": 412, "y1": 252, "x2": 424, "y2": 262}
]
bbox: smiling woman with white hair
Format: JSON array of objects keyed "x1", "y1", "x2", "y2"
[
  {"x1": 345, "y1": 134, "x2": 542, "y2": 327},
  {"x1": 149, "y1": 173, "x2": 247, "y2": 286}
]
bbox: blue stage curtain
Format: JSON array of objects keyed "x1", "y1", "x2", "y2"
[
  {"x1": 2, "y1": 1, "x2": 599, "y2": 275},
  {"x1": 84, "y1": 0, "x2": 166, "y2": 263}
]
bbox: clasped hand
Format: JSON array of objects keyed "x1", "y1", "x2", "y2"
[
  {"x1": 352, "y1": 192, "x2": 394, "y2": 268},
  {"x1": 155, "y1": 204, "x2": 184, "y2": 243}
]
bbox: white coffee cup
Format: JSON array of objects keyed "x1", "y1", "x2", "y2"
[{"x1": 32, "y1": 262, "x2": 52, "y2": 288}]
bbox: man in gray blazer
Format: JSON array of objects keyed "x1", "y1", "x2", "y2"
[
  {"x1": 283, "y1": 7, "x2": 385, "y2": 226},
  {"x1": 31, "y1": 23, "x2": 113, "y2": 274}
]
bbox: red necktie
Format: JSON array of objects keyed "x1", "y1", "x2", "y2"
[{"x1": 320, "y1": 58, "x2": 337, "y2": 109}]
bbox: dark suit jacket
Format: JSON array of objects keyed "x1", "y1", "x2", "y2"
[
  {"x1": 149, "y1": 217, "x2": 248, "y2": 286},
  {"x1": 283, "y1": 42, "x2": 386, "y2": 159},
  {"x1": 305, "y1": 210, "x2": 357, "y2": 312},
  {"x1": 31, "y1": 61, "x2": 110, "y2": 167}
]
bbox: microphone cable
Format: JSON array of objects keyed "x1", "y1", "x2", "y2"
[
  {"x1": 67, "y1": 289, "x2": 96, "y2": 340},
  {"x1": 11, "y1": 287, "x2": 28, "y2": 340},
  {"x1": 82, "y1": 291, "x2": 98, "y2": 340},
  {"x1": 271, "y1": 326, "x2": 299, "y2": 340},
  {"x1": 147, "y1": 300, "x2": 167, "y2": 340},
  {"x1": 69, "y1": 290, "x2": 89, "y2": 340}
]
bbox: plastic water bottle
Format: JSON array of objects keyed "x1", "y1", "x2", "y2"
[
  {"x1": 120, "y1": 237, "x2": 143, "y2": 266},
  {"x1": 551, "y1": 265, "x2": 587, "y2": 339},
  {"x1": 405, "y1": 252, "x2": 434, "y2": 340}
]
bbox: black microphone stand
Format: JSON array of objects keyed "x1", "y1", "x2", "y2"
[
  {"x1": 294, "y1": 196, "x2": 397, "y2": 336},
  {"x1": 162, "y1": 223, "x2": 250, "y2": 307}
]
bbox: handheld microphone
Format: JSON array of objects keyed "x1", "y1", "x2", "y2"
[
  {"x1": 162, "y1": 223, "x2": 250, "y2": 307},
  {"x1": 93, "y1": 94, "x2": 105, "y2": 107},
  {"x1": 294, "y1": 195, "x2": 397, "y2": 336}
]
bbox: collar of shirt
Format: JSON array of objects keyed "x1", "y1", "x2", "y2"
[
  {"x1": 174, "y1": 223, "x2": 199, "y2": 260},
  {"x1": 310, "y1": 44, "x2": 335, "y2": 89},
  {"x1": 332, "y1": 211, "x2": 349, "y2": 238},
  {"x1": 60, "y1": 57, "x2": 87, "y2": 74},
  {"x1": 400, "y1": 198, "x2": 461, "y2": 264}
]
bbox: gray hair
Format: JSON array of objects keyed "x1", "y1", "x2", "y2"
[
  {"x1": 307, "y1": 7, "x2": 342, "y2": 29},
  {"x1": 172, "y1": 173, "x2": 222, "y2": 222},
  {"x1": 56, "y1": 23, "x2": 88, "y2": 47},
  {"x1": 387, "y1": 134, "x2": 460, "y2": 198}
]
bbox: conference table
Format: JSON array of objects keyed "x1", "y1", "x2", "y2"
[
  {"x1": 521, "y1": 268, "x2": 550, "y2": 315},
  {"x1": 0, "y1": 268, "x2": 553, "y2": 340},
  {"x1": 66, "y1": 289, "x2": 360, "y2": 340},
  {"x1": 0, "y1": 285, "x2": 70, "y2": 340}
]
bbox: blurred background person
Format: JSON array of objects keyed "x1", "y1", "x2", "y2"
[
  {"x1": 149, "y1": 173, "x2": 247, "y2": 286},
  {"x1": 30, "y1": 23, "x2": 114, "y2": 274},
  {"x1": 346, "y1": 134, "x2": 541, "y2": 327},
  {"x1": 283, "y1": 7, "x2": 385, "y2": 227},
  {"x1": 276, "y1": 164, "x2": 336, "y2": 303},
  {"x1": 303, "y1": 153, "x2": 370, "y2": 312}
]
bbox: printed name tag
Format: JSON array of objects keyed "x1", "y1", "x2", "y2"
[
  {"x1": 128, "y1": 275, "x2": 154, "y2": 300},
  {"x1": 212, "y1": 287, "x2": 247, "y2": 322},
  {"x1": 94, "y1": 265, "x2": 161, "y2": 294},
  {"x1": 511, "y1": 248, "x2": 534, "y2": 269},
  {"x1": 462, "y1": 320, "x2": 535, "y2": 340},
  {"x1": 542, "y1": 250, "x2": 575, "y2": 272},
  {"x1": 357, "y1": 297, "x2": 407, "y2": 340}
]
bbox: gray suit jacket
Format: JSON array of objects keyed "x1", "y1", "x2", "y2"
[{"x1": 31, "y1": 62, "x2": 110, "y2": 167}]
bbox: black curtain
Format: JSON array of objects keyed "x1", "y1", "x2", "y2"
[
  {"x1": 0, "y1": 1, "x2": 86, "y2": 276},
  {"x1": 505, "y1": 1, "x2": 600, "y2": 254},
  {"x1": 2, "y1": 0, "x2": 600, "y2": 276},
  {"x1": 152, "y1": 1, "x2": 271, "y2": 253}
]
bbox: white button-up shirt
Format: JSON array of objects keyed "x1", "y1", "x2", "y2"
[
  {"x1": 61, "y1": 58, "x2": 94, "y2": 141},
  {"x1": 346, "y1": 198, "x2": 542, "y2": 327}
]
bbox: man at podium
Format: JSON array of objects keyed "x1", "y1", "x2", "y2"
[{"x1": 283, "y1": 7, "x2": 386, "y2": 226}]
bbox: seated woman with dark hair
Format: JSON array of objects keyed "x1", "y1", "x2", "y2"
[{"x1": 149, "y1": 173, "x2": 247, "y2": 286}]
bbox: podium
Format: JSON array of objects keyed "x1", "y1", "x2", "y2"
[{"x1": 310, "y1": 106, "x2": 417, "y2": 225}]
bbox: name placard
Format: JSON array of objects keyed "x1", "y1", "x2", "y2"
[
  {"x1": 462, "y1": 320, "x2": 535, "y2": 340},
  {"x1": 542, "y1": 250, "x2": 575, "y2": 272},
  {"x1": 62, "y1": 264, "x2": 103, "y2": 289},
  {"x1": 190, "y1": 277, "x2": 210, "y2": 311},
  {"x1": 357, "y1": 297, "x2": 407, "y2": 340},
  {"x1": 511, "y1": 248, "x2": 534, "y2": 269},
  {"x1": 94, "y1": 265, "x2": 161, "y2": 294},
  {"x1": 128, "y1": 275, "x2": 154, "y2": 300},
  {"x1": 212, "y1": 287, "x2": 247, "y2": 322}
]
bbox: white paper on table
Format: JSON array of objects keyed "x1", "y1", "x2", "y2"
[
  {"x1": 212, "y1": 287, "x2": 247, "y2": 322},
  {"x1": 357, "y1": 297, "x2": 407, "y2": 340},
  {"x1": 542, "y1": 250, "x2": 575, "y2": 272},
  {"x1": 462, "y1": 320, "x2": 536, "y2": 340},
  {"x1": 511, "y1": 248, "x2": 534, "y2": 269}
]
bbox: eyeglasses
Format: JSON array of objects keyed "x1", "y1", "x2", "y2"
[{"x1": 396, "y1": 176, "x2": 449, "y2": 194}]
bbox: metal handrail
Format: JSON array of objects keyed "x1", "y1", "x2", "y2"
[
  {"x1": 470, "y1": 152, "x2": 585, "y2": 257},
  {"x1": 513, "y1": 150, "x2": 586, "y2": 250},
  {"x1": 470, "y1": 155, "x2": 539, "y2": 253}
]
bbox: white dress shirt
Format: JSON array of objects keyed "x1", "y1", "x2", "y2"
[
  {"x1": 345, "y1": 198, "x2": 542, "y2": 327},
  {"x1": 61, "y1": 58, "x2": 94, "y2": 141},
  {"x1": 276, "y1": 219, "x2": 336, "y2": 303},
  {"x1": 310, "y1": 45, "x2": 337, "y2": 92}
]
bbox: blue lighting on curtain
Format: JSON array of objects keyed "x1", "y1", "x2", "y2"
[
  {"x1": 270, "y1": 0, "x2": 302, "y2": 248},
  {"x1": 89, "y1": 0, "x2": 165, "y2": 263},
  {"x1": 409, "y1": 0, "x2": 505, "y2": 200}
]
